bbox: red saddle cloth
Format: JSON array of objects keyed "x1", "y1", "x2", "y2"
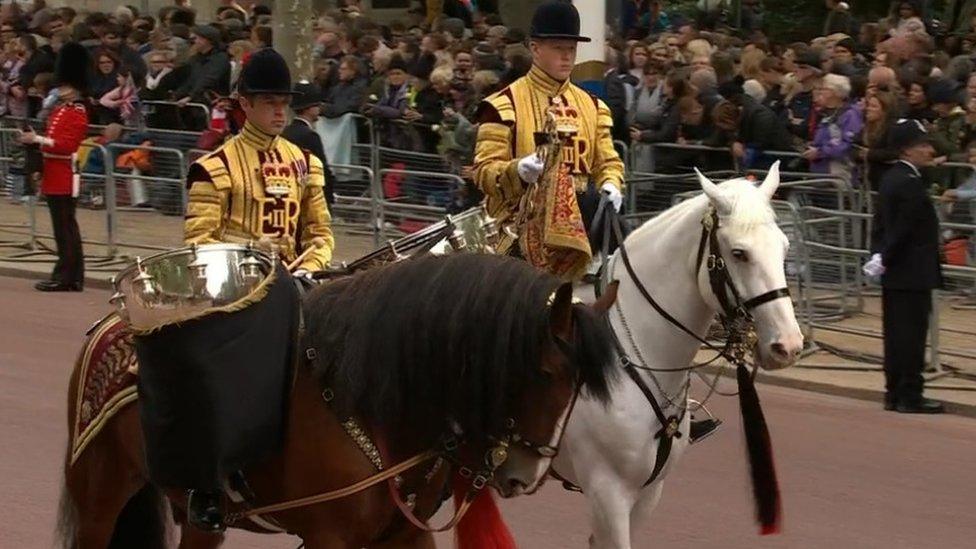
[{"x1": 70, "y1": 313, "x2": 139, "y2": 465}]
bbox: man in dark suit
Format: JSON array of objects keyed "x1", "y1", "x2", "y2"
[
  {"x1": 282, "y1": 81, "x2": 335, "y2": 206},
  {"x1": 869, "y1": 119, "x2": 945, "y2": 414}
]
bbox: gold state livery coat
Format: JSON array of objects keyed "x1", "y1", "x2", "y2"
[
  {"x1": 184, "y1": 121, "x2": 334, "y2": 270},
  {"x1": 473, "y1": 64, "x2": 625, "y2": 276}
]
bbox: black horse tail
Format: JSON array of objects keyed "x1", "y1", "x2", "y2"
[
  {"x1": 57, "y1": 482, "x2": 168, "y2": 549},
  {"x1": 55, "y1": 480, "x2": 78, "y2": 549}
]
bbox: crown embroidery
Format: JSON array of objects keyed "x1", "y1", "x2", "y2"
[
  {"x1": 548, "y1": 96, "x2": 580, "y2": 137},
  {"x1": 261, "y1": 156, "x2": 293, "y2": 196}
]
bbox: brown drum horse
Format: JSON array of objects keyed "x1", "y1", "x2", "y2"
[{"x1": 57, "y1": 254, "x2": 618, "y2": 549}]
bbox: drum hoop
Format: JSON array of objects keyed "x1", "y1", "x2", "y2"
[{"x1": 112, "y1": 243, "x2": 274, "y2": 289}]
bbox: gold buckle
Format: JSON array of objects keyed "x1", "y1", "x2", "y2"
[
  {"x1": 701, "y1": 210, "x2": 715, "y2": 230},
  {"x1": 664, "y1": 417, "x2": 680, "y2": 438}
]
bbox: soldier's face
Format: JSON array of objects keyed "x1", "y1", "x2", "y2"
[
  {"x1": 241, "y1": 94, "x2": 291, "y2": 135},
  {"x1": 531, "y1": 39, "x2": 578, "y2": 82},
  {"x1": 902, "y1": 142, "x2": 934, "y2": 167}
]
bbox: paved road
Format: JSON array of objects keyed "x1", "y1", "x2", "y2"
[{"x1": 2, "y1": 275, "x2": 974, "y2": 548}]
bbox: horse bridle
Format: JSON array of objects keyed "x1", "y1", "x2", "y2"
[
  {"x1": 581, "y1": 200, "x2": 793, "y2": 490},
  {"x1": 495, "y1": 332, "x2": 584, "y2": 462},
  {"x1": 694, "y1": 208, "x2": 792, "y2": 330},
  {"x1": 603, "y1": 202, "x2": 792, "y2": 363}
]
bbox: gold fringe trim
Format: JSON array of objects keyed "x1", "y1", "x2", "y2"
[
  {"x1": 131, "y1": 267, "x2": 278, "y2": 336},
  {"x1": 70, "y1": 387, "x2": 138, "y2": 466}
]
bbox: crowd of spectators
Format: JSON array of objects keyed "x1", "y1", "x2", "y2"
[
  {"x1": 5, "y1": 0, "x2": 976, "y2": 207},
  {"x1": 610, "y1": 0, "x2": 976, "y2": 187}
]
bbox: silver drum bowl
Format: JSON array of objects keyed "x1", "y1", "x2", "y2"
[{"x1": 111, "y1": 243, "x2": 275, "y2": 331}]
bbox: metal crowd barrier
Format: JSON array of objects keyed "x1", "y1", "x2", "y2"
[
  {"x1": 789, "y1": 204, "x2": 976, "y2": 376},
  {"x1": 330, "y1": 163, "x2": 377, "y2": 243},
  {"x1": 629, "y1": 144, "x2": 976, "y2": 378},
  {"x1": 0, "y1": 126, "x2": 37, "y2": 252},
  {"x1": 376, "y1": 169, "x2": 466, "y2": 241},
  {"x1": 0, "y1": 134, "x2": 119, "y2": 262},
  {"x1": 628, "y1": 142, "x2": 813, "y2": 176},
  {"x1": 0, "y1": 112, "x2": 464, "y2": 260},
  {"x1": 104, "y1": 143, "x2": 187, "y2": 252},
  {"x1": 2, "y1": 114, "x2": 975, "y2": 376}
]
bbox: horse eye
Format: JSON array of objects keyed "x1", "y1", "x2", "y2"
[{"x1": 731, "y1": 249, "x2": 749, "y2": 262}]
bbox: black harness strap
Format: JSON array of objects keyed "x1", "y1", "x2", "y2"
[
  {"x1": 743, "y1": 288, "x2": 792, "y2": 310},
  {"x1": 592, "y1": 200, "x2": 793, "y2": 492},
  {"x1": 623, "y1": 364, "x2": 682, "y2": 487},
  {"x1": 610, "y1": 210, "x2": 730, "y2": 356}
]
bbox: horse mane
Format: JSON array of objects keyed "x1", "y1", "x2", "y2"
[
  {"x1": 716, "y1": 178, "x2": 777, "y2": 229},
  {"x1": 302, "y1": 254, "x2": 615, "y2": 447}
]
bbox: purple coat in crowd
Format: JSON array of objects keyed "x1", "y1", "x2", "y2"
[{"x1": 811, "y1": 102, "x2": 864, "y2": 175}]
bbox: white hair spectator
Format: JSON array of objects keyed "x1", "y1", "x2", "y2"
[
  {"x1": 689, "y1": 67, "x2": 716, "y2": 92},
  {"x1": 114, "y1": 6, "x2": 134, "y2": 23},
  {"x1": 743, "y1": 79, "x2": 767, "y2": 103},
  {"x1": 429, "y1": 66, "x2": 454, "y2": 87},
  {"x1": 822, "y1": 73, "x2": 851, "y2": 99}
]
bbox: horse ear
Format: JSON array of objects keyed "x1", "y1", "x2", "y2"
[
  {"x1": 549, "y1": 282, "x2": 574, "y2": 341},
  {"x1": 758, "y1": 161, "x2": 781, "y2": 200},
  {"x1": 592, "y1": 281, "x2": 619, "y2": 314},
  {"x1": 696, "y1": 168, "x2": 731, "y2": 215}
]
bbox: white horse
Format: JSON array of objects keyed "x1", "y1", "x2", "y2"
[{"x1": 550, "y1": 165, "x2": 805, "y2": 548}]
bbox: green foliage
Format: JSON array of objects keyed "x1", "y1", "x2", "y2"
[{"x1": 762, "y1": 0, "x2": 826, "y2": 41}]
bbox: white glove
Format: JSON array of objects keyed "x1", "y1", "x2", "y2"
[
  {"x1": 601, "y1": 182, "x2": 623, "y2": 212},
  {"x1": 862, "y1": 253, "x2": 885, "y2": 277},
  {"x1": 517, "y1": 153, "x2": 545, "y2": 185}
]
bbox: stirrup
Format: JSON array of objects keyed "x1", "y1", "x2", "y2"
[
  {"x1": 188, "y1": 489, "x2": 226, "y2": 532},
  {"x1": 688, "y1": 400, "x2": 722, "y2": 444},
  {"x1": 689, "y1": 418, "x2": 723, "y2": 444}
]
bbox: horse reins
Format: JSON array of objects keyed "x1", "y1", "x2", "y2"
[
  {"x1": 584, "y1": 198, "x2": 791, "y2": 488},
  {"x1": 604, "y1": 204, "x2": 790, "y2": 366},
  {"x1": 233, "y1": 323, "x2": 586, "y2": 533}
]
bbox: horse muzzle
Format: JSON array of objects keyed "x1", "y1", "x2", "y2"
[{"x1": 757, "y1": 333, "x2": 803, "y2": 371}]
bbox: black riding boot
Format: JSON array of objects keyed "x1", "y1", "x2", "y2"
[
  {"x1": 689, "y1": 417, "x2": 722, "y2": 444},
  {"x1": 188, "y1": 489, "x2": 226, "y2": 532}
]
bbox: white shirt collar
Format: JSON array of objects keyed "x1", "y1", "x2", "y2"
[{"x1": 897, "y1": 159, "x2": 921, "y2": 177}]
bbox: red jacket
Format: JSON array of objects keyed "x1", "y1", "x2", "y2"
[{"x1": 40, "y1": 101, "x2": 89, "y2": 196}]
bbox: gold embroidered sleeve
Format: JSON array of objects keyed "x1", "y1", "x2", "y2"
[
  {"x1": 592, "y1": 99, "x2": 625, "y2": 191},
  {"x1": 473, "y1": 121, "x2": 523, "y2": 205},
  {"x1": 297, "y1": 156, "x2": 335, "y2": 271},
  {"x1": 183, "y1": 160, "x2": 230, "y2": 245}
]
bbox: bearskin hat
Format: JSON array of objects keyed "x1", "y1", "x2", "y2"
[{"x1": 54, "y1": 43, "x2": 90, "y2": 94}]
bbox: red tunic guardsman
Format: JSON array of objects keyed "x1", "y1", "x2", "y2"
[
  {"x1": 37, "y1": 99, "x2": 88, "y2": 196},
  {"x1": 20, "y1": 42, "x2": 90, "y2": 292}
]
